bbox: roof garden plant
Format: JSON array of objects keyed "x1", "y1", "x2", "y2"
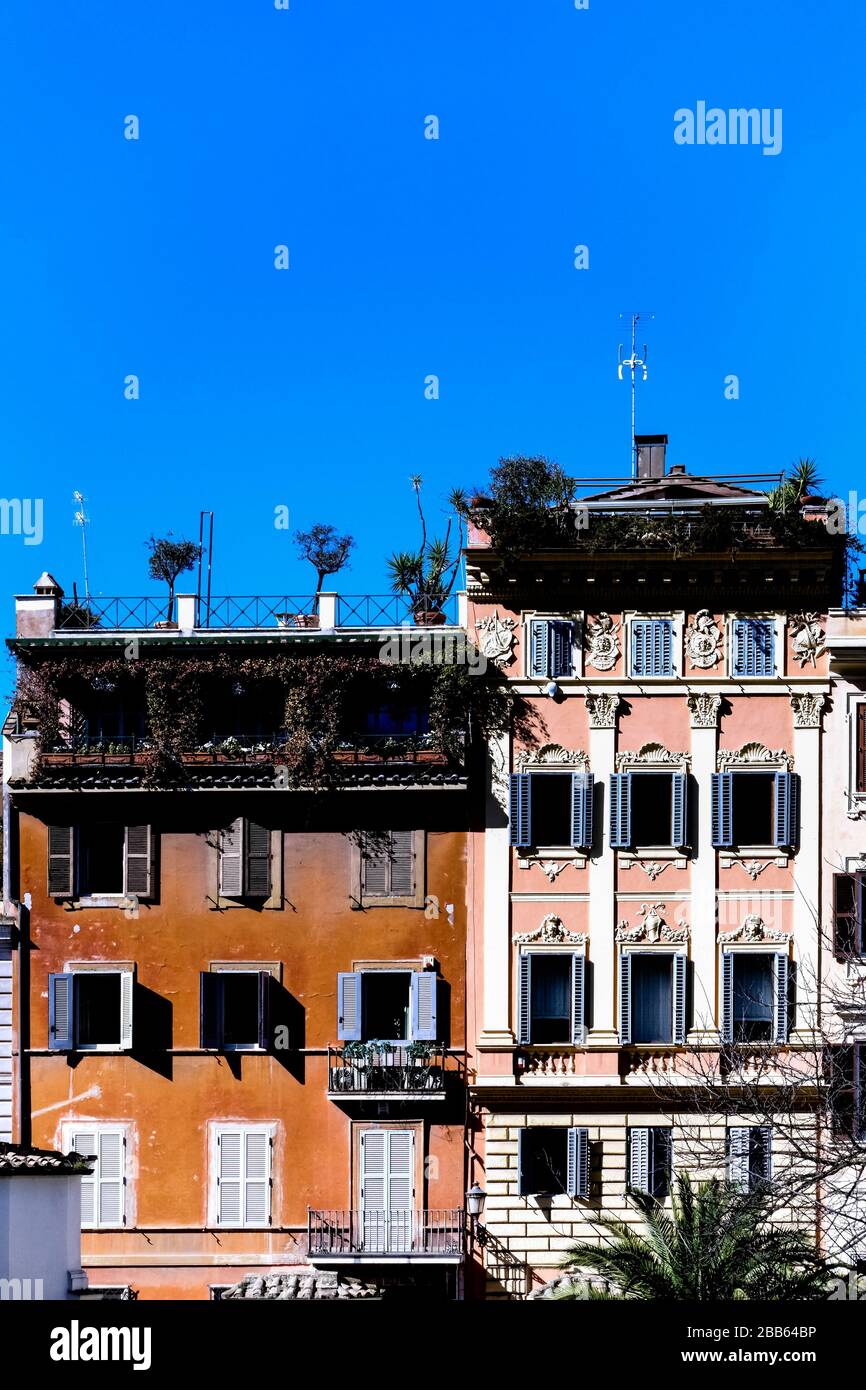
[{"x1": 387, "y1": 478, "x2": 467, "y2": 622}]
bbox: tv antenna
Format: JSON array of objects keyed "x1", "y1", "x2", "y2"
[
  {"x1": 72, "y1": 491, "x2": 91, "y2": 602},
  {"x1": 198, "y1": 510, "x2": 214, "y2": 627},
  {"x1": 617, "y1": 312, "x2": 654, "y2": 479}
]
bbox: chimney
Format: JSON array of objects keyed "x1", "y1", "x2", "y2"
[
  {"x1": 635, "y1": 434, "x2": 668, "y2": 480},
  {"x1": 16, "y1": 573, "x2": 64, "y2": 637}
]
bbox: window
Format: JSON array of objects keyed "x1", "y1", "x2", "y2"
[
  {"x1": 857, "y1": 704, "x2": 866, "y2": 796},
  {"x1": 711, "y1": 771, "x2": 799, "y2": 849},
  {"x1": 212, "y1": 1126, "x2": 272, "y2": 1227},
  {"x1": 721, "y1": 951, "x2": 789, "y2": 1044},
  {"x1": 628, "y1": 1127, "x2": 671, "y2": 1198},
  {"x1": 630, "y1": 619, "x2": 673, "y2": 677},
  {"x1": 201, "y1": 970, "x2": 273, "y2": 1051},
  {"x1": 834, "y1": 873, "x2": 865, "y2": 959},
  {"x1": 80, "y1": 692, "x2": 146, "y2": 746},
  {"x1": 509, "y1": 772, "x2": 593, "y2": 850},
  {"x1": 359, "y1": 830, "x2": 422, "y2": 905},
  {"x1": 731, "y1": 618, "x2": 775, "y2": 677},
  {"x1": 727, "y1": 1126, "x2": 772, "y2": 1191},
  {"x1": 528, "y1": 619, "x2": 576, "y2": 678},
  {"x1": 337, "y1": 970, "x2": 438, "y2": 1043},
  {"x1": 609, "y1": 772, "x2": 688, "y2": 850},
  {"x1": 518, "y1": 1127, "x2": 589, "y2": 1198},
  {"x1": 65, "y1": 1126, "x2": 127, "y2": 1228},
  {"x1": 518, "y1": 953, "x2": 585, "y2": 1045},
  {"x1": 47, "y1": 825, "x2": 153, "y2": 899},
  {"x1": 218, "y1": 819, "x2": 272, "y2": 899},
  {"x1": 620, "y1": 952, "x2": 687, "y2": 1045},
  {"x1": 832, "y1": 1045, "x2": 866, "y2": 1141},
  {"x1": 49, "y1": 971, "x2": 134, "y2": 1052}
]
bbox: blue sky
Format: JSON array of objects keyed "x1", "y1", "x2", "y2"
[{"x1": 1, "y1": 0, "x2": 863, "y2": 624}]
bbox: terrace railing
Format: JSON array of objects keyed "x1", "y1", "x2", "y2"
[
  {"x1": 307, "y1": 1209, "x2": 463, "y2": 1259},
  {"x1": 52, "y1": 593, "x2": 460, "y2": 632}
]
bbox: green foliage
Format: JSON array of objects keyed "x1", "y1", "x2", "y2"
[
  {"x1": 473, "y1": 455, "x2": 576, "y2": 559},
  {"x1": 145, "y1": 534, "x2": 201, "y2": 620},
  {"x1": 294, "y1": 523, "x2": 355, "y2": 593},
  {"x1": 387, "y1": 478, "x2": 464, "y2": 609},
  {"x1": 767, "y1": 458, "x2": 823, "y2": 514}
]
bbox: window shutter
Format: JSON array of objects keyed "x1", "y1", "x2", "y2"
[
  {"x1": 671, "y1": 772, "x2": 688, "y2": 849},
  {"x1": 567, "y1": 1127, "x2": 590, "y2": 1198},
  {"x1": 119, "y1": 971, "x2": 134, "y2": 1051},
  {"x1": 98, "y1": 1131, "x2": 125, "y2": 1226},
  {"x1": 619, "y1": 952, "x2": 632, "y2": 1044},
  {"x1": 509, "y1": 773, "x2": 532, "y2": 848},
  {"x1": 721, "y1": 951, "x2": 734, "y2": 1043},
  {"x1": 517, "y1": 954, "x2": 531, "y2": 1045},
  {"x1": 788, "y1": 772, "x2": 800, "y2": 851},
  {"x1": 388, "y1": 830, "x2": 415, "y2": 897},
  {"x1": 858, "y1": 704, "x2": 866, "y2": 794},
  {"x1": 529, "y1": 619, "x2": 550, "y2": 678},
  {"x1": 219, "y1": 819, "x2": 244, "y2": 897},
  {"x1": 711, "y1": 772, "x2": 733, "y2": 848},
  {"x1": 360, "y1": 1130, "x2": 387, "y2": 1210},
  {"x1": 571, "y1": 772, "x2": 594, "y2": 849},
  {"x1": 550, "y1": 621, "x2": 574, "y2": 678},
  {"x1": 72, "y1": 1131, "x2": 97, "y2": 1225},
  {"x1": 756, "y1": 1126, "x2": 773, "y2": 1182},
  {"x1": 200, "y1": 972, "x2": 223, "y2": 1050},
  {"x1": 217, "y1": 1130, "x2": 243, "y2": 1225},
  {"x1": 388, "y1": 1131, "x2": 414, "y2": 1213},
  {"x1": 123, "y1": 825, "x2": 152, "y2": 898},
  {"x1": 571, "y1": 953, "x2": 586, "y2": 1045},
  {"x1": 362, "y1": 835, "x2": 390, "y2": 896},
  {"x1": 773, "y1": 771, "x2": 795, "y2": 848},
  {"x1": 629, "y1": 1127, "x2": 649, "y2": 1192},
  {"x1": 257, "y1": 971, "x2": 271, "y2": 1051},
  {"x1": 651, "y1": 1129, "x2": 672, "y2": 1196},
  {"x1": 244, "y1": 822, "x2": 272, "y2": 898},
  {"x1": 517, "y1": 1129, "x2": 528, "y2": 1196},
  {"x1": 244, "y1": 1131, "x2": 271, "y2": 1226},
  {"x1": 609, "y1": 773, "x2": 631, "y2": 848},
  {"x1": 855, "y1": 1045, "x2": 866, "y2": 1142},
  {"x1": 657, "y1": 619, "x2": 673, "y2": 675},
  {"x1": 833, "y1": 874, "x2": 860, "y2": 958},
  {"x1": 774, "y1": 952, "x2": 789, "y2": 1043},
  {"x1": 733, "y1": 619, "x2": 749, "y2": 676},
  {"x1": 49, "y1": 973, "x2": 75, "y2": 1051},
  {"x1": 410, "y1": 971, "x2": 438, "y2": 1041},
  {"x1": 734, "y1": 619, "x2": 773, "y2": 676},
  {"x1": 673, "y1": 953, "x2": 687, "y2": 1045},
  {"x1": 754, "y1": 620, "x2": 774, "y2": 675},
  {"x1": 47, "y1": 826, "x2": 75, "y2": 897},
  {"x1": 727, "y1": 1127, "x2": 751, "y2": 1189},
  {"x1": 631, "y1": 621, "x2": 648, "y2": 676},
  {"x1": 337, "y1": 972, "x2": 362, "y2": 1041}
]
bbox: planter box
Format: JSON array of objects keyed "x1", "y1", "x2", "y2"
[
  {"x1": 413, "y1": 609, "x2": 447, "y2": 627},
  {"x1": 153, "y1": 620, "x2": 178, "y2": 630}
]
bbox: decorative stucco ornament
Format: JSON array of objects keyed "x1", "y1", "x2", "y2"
[
  {"x1": 685, "y1": 609, "x2": 722, "y2": 668},
  {"x1": 791, "y1": 613, "x2": 826, "y2": 669},
  {"x1": 687, "y1": 692, "x2": 722, "y2": 729},
  {"x1": 616, "y1": 902, "x2": 690, "y2": 944},
  {"x1": 585, "y1": 692, "x2": 621, "y2": 729},
  {"x1": 790, "y1": 692, "x2": 826, "y2": 729},
  {"x1": 514, "y1": 914, "x2": 586, "y2": 945},
  {"x1": 585, "y1": 613, "x2": 621, "y2": 671},
  {"x1": 718, "y1": 914, "x2": 788, "y2": 944},
  {"x1": 474, "y1": 609, "x2": 516, "y2": 666}
]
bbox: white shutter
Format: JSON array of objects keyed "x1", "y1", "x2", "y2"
[
  {"x1": 219, "y1": 820, "x2": 244, "y2": 897},
  {"x1": 388, "y1": 1131, "x2": 414, "y2": 1212},
  {"x1": 97, "y1": 1131, "x2": 125, "y2": 1226},
  {"x1": 72, "y1": 1130, "x2": 97, "y2": 1226},
  {"x1": 119, "y1": 971, "x2": 134, "y2": 1050},
  {"x1": 728, "y1": 1126, "x2": 751, "y2": 1190},
  {"x1": 217, "y1": 1130, "x2": 243, "y2": 1225},
  {"x1": 629, "y1": 1127, "x2": 649, "y2": 1193},
  {"x1": 361, "y1": 1130, "x2": 387, "y2": 1211},
  {"x1": 244, "y1": 1131, "x2": 271, "y2": 1226}
]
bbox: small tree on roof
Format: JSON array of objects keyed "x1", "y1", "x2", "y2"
[
  {"x1": 295, "y1": 524, "x2": 355, "y2": 610},
  {"x1": 145, "y1": 534, "x2": 201, "y2": 621}
]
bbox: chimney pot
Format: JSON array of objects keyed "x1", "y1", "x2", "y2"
[{"x1": 635, "y1": 434, "x2": 668, "y2": 480}]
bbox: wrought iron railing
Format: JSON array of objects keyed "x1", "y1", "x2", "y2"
[
  {"x1": 307, "y1": 1209, "x2": 463, "y2": 1258},
  {"x1": 51, "y1": 593, "x2": 460, "y2": 631},
  {"x1": 327, "y1": 1045, "x2": 448, "y2": 1094},
  {"x1": 198, "y1": 596, "x2": 317, "y2": 628},
  {"x1": 337, "y1": 594, "x2": 459, "y2": 626},
  {"x1": 55, "y1": 597, "x2": 173, "y2": 631}
]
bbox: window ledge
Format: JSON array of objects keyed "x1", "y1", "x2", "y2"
[
  {"x1": 620, "y1": 850, "x2": 688, "y2": 867},
  {"x1": 720, "y1": 851, "x2": 789, "y2": 868},
  {"x1": 72, "y1": 896, "x2": 139, "y2": 910},
  {"x1": 516, "y1": 850, "x2": 588, "y2": 865}
]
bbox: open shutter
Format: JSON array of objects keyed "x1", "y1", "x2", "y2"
[
  {"x1": 337, "y1": 972, "x2": 362, "y2": 1041},
  {"x1": 571, "y1": 772, "x2": 594, "y2": 849},
  {"x1": 571, "y1": 953, "x2": 586, "y2": 1044},
  {"x1": 855, "y1": 1046, "x2": 866, "y2": 1142},
  {"x1": 711, "y1": 772, "x2": 733, "y2": 848},
  {"x1": 833, "y1": 874, "x2": 859, "y2": 959},
  {"x1": 200, "y1": 972, "x2": 223, "y2": 1049},
  {"x1": 629, "y1": 1128, "x2": 649, "y2": 1192},
  {"x1": 244, "y1": 1131, "x2": 271, "y2": 1226},
  {"x1": 98, "y1": 1131, "x2": 125, "y2": 1226},
  {"x1": 550, "y1": 621, "x2": 573, "y2": 678},
  {"x1": 49, "y1": 973, "x2": 75, "y2": 1051},
  {"x1": 119, "y1": 971, "x2": 134, "y2": 1051},
  {"x1": 671, "y1": 773, "x2": 688, "y2": 849},
  {"x1": 774, "y1": 772, "x2": 794, "y2": 848},
  {"x1": 619, "y1": 952, "x2": 632, "y2": 1045},
  {"x1": 858, "y1": 704, "x2": 866, "y2": 793},
  {"x1": 388, "y1": 831, "x2": 415, "y2": 897},
  {"x1": 517, "y1": 1129, "x2": 527, "y2": 1196},
  {"x1": 609, "y1": 773, "x2": 631, "y2": 848},
  {"x1": 123, "y1": 825, "x2": 152, "y2": 898},
  {"x1": 517, "y1": 954, "x2": 531, "y2": 1045},
  {"x1": 244, "y1": 822, "x2": 272, "y2": 897},
  {"x1": 673, "y1": 953, "x2": 687, "y2": 1045},
  {"x1": 788, "y1": 772, "x2": 800, "y2": 851},
  {"x1": 728, "y1": 1127, "x2": 751, "y2": 1189},
  {"x1": 509, "y1": 773, "x2": 532, "y2": 848},
  {"x1": 217, "y1": 1130, "x2": 243, "y2": 1225},
  {"x1": 257, "y1": 971, "x2": 271, "y2": 1051},
  {"x1": 47, "y1": 826, "x2": 75, "y2": 897},
  {"x1": 774, "y1": 952, "x2": 789, "y2": 1043},
  {"x1": 72, "y1": 1131, "x2": 97, "y2": 1224},
  {"x1": 410, "y1": 971, "x2": 438, "y2": 1041},
  {"x1": 756, "y1": 1126, "x2": 773, "y2": 1182},
  {"x1": 721, "y1": 951, "x2": 734, "y2": 1042},
  {"x1": 567, "y1": 1127, "x2": 590, "y2": 1198},
  {"x1": 529, "y1": 619, "x2": 550, "y2": 677},
  {"x1": 219, "y1": 819, "x2": 244, "y2": 897}
]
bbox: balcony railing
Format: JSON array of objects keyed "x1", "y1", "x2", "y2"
[
  {"x1": 41, "y1": 732, "x2": 455, "y2": 768},
  {"x1": 52, "y1": 593, "x2": 460, "y2": 632},
  {"x1": 308, "y1": 1209, "x2": 463, "y2": 1259},
  {"x1": 327, "y1": 1044, "x2": 448, "y2": 1096}
]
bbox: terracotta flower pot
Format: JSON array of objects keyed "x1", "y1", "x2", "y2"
[{"x1": 413, "y1": 607, "x2": 447, "y2": 627}]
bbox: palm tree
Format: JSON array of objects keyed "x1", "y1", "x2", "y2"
[
  {"x1": 767, "y1": 458, "x2": 823, "y2": 515},
  {"x1": 556, "y1": 1174, "x2": 834, "y2": 1301}
]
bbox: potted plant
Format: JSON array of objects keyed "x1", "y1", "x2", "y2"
[
  {"x1": 294, "y1": 522, "x2": 355, "y2": 627},
  {"x1": 145, "y1": 533, "x2": 201, "y2": 627},
  {"x1": 387, "y1": 479, "x2": 465, "y2": 625}
]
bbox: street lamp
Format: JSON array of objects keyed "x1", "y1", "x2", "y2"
[{"x1": 466, "y1": 1182, "x2": 488, "y2": 1249}]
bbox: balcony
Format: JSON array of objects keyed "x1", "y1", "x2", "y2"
[
  {"x1": 307, "y1": 1209, "x2": 463, "y2": 1264},
  {"x1": 327, "y1": 1044, "x2": 449, "y2": 1099},
  {"x1": 48, "y1": 592, "x2": 461, "y2": 633}
]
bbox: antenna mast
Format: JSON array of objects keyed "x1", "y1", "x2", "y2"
[
  {"x1": 72, "y1": 491, "x2": 91, "y2": 603},
  {"x1": 617, "y1": 312, "x2": 654, "y2": 478}
]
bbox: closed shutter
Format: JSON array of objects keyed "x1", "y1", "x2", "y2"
[
  {"x1": 337, "y1": 972, "x2": 362, "y2": 1041},
  {"x1": 550, "y1": 621, "x2": 574, "y2": 678},
  {"x1": 98, "y1": 1131, "x2": 125, "y2": 1226},
  {"x1": 753, "y1": 620, "x2": 774, "y2": 675},
  {"x1": 855, "y1": 1046, "x2": 865, "y2": 1142},
  {"x1": 733, "y1": 619, "x2": 774, "y2": 676},
  {"x1": 858, "y1": 704, "x2": 866, "y2": 794},
  {"x1": 671, "y1": 773, "x2": 688, "y2": 849},
  {"x1": 119, "y1": 971, "x2": 134, "y2": 1050},
  {"x1": 629, "y1": 1127, "x2": 649, "y2": 1192},
  {"x1": 244, "y1": 822, "x2": 272, "y2": 898},
  {"x1": 727, "y1": 1127, "x2": 751, "y2": 1189},
  {"x1": 571, "y1": 953, "x2": 586, "y2": 1045},
  {"x1": 361, "y1": 1130, "x2": 414, "y2": 1251},
  {"x1": 362, "y1": 836, "x2": 390, "y2": 896},
  {"x1": 49, "y1": 973, "x2": 75, "y2": 1051},
  {"x1": 619, "y1": 952, "x2": 632, "y2": 1044},
  {"x1": 631, "y1": 621, "x2": 648, "y2": 676},
  {"x1": 360, "y1": 1130, "x2": 387, "y2": 1212},
  {"x1": 244, "y1": 1131, "x2": 271, "y2": 1225},
  {"x1": 571, "y1": 772, "x2": 594, "y2": 849},
  {"x1": 673, "y1": 953, "x2": 687, "y2": 1045},
  {"x1": 388, "y1": 831, "x2": 415, "y2": 896},
  {"x1": 774, "y1": 953, "x2": 789, "y2": 1043},
  {"x1": 71, "y1": 1131, "x2": 97, "y2": 1225},
  {"x1": 721, "y1": 951, "x2": 734, "y2": 1043},
  {"x1": 567, "y1": 1127, "x2": 590, "y2": 1198},
  {"x1": 529, "y1": 619, "x2": 550, "y2": 678},
  {"x1": 833, "y1": 874, "x2": 860, "y2": 959},
  {"x1": 509, "y1": 773, "x2": 532, "y2": 848},
  {"x1": 216, "y1": 1130, "x2": 243, "y2": 1225},
  {"x1": 733, "y1": 619, "x2": 749, "y2": 677},
  {"x1": 48, "y1": 826, "x2": 75, "y2": 897},
  {"x1": 123, "y1": 826, "x2": 152, "y2": 898},
  {"x1": 609, "y1": 773, "x2": 631, "y2": 848},
  {"x1": 410, "y1": 971, "x2": 438, "y2": 1041},
  {"x1": 654, "y1": 619, "x2": 673, "y2": 675},
  {"x1": 219, "y1": 820, "x2": 244, "y2": 897},
  {"x1": 200, "y1": 972, "x2": 223, "y2": 1049},
  {"x1": 711, "y1": 772, "x2": 733, "y2": 848},
  {"x1": 517, "y1": 954, "x2": 531, "y2": 1045},
  {"x1": 774, "y1": 772, "x2": 795, "y2": 848}
]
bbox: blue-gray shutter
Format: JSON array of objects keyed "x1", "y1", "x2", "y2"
[
  {"x1": 733, "y1": 619, "x2": 750, "y2": 677},
  {"x1": 754, "y1": 620, "x2": 774, "y2": 675},
  {"x1": 609, "y1": 773, "x2": 631, "y2": 848},
  {"x1": 774, "y1": 953, "x2": 789, "y2": 1043},
  {"x1": 673, "y1": 952, "x2": 687, "y2": 1045},
  {"x1": 788, "y1": 773, "x2": 800, "y2": 850},
  {"x1": 654, "y1": 619, "x2": 673, "y2": 675},
  {"x1": 200, "y1": 972, "x2": 223, "y2": 1049},
  {"x1": 410, "y1": 971, "x2": 438, "y2": 1041},
  {"x1": 619, "y1": 952, "x2": 632, "y2": 1044},
  {"x1": 733, "y1": 619, "x2": 773, "y2": 676},
  {"x1": 774, "y1": 772, "x2": 796, "y2": 848},
  {"x1": 711, "y1": 772, "x2": 733, "y2": 848},
  {"x1": 550, "y1": 622, "x2": 574, "y2": 678},
  {"x1": 629, "y1": 1127, "x2": 649, "y2": 1192},
  {"x1": 631, "y1": 621, "x2": 648, "y2": 676},
  {"x1": 721, "y1": 951, "x2": 734, "y2": 1042},
  {"x1": 337, "y1": 972, "x2": 362, "y2": 1041},
  {"x1": 517, "y1": 954, "x2": 531, "y2": 1045},
  {"x1": 509, "y1": 773, "x2": 532, "y2": 848},
  {"x1": 571, "y1": 772, "x2": 594, "y2": 848},
  {"x1": 571, "y1": 953, "x2": 586, "y2": 1044},
  {"x1": 671, "y1": 772, "x2": 688, "y2": 848},
  {"x1": 49, "y1": 973, "x2": 74, "y2": 1051},
  {"x1": 529, "y1": 620, "x2": 550, "y2": 678},
  {"x1": 567, "y1": 1127, "x2": 590, "y2": 1198}
]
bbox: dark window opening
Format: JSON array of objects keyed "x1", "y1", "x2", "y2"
[
  {"x1": 80, "y1": 823, "x2": 125, "y2": 895},
  {"x1": 77, "y1": 974, "x2": 121, "y2": 1048},
  {"x1": 529, "y1": 773, "x2": 572, "y2": 847},
  {"x1": 520, "y1": 1129, "x2": 568, "y2": 1195},
  {"x1": 79, "y1": 694, "x2": 147, "y2": 746},
  {"x1": 733, "y1": 954, "x2": 774, "y2": 1042},
  {"x1": 363, "y1": 702, "x2": 429, "y2": 738},
  {"x1": 731, "y1": 772, "x2": 775, "y2": 846},
  {"x1": 529, "y1": 955, "x2": 571, "y2": 1044},
  {"x1": 631, "y1": 773, "x2": 672, "y2": 848},
  {"x1": 631, "y1": 954, "x2": 674, "y2": 1044},
  {"x1": 221, "y1": 974, "x2": 261, "y2": 1048},
  {"x1": 363, "y1": 972, "x2": 410, "y2": 1041}
]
